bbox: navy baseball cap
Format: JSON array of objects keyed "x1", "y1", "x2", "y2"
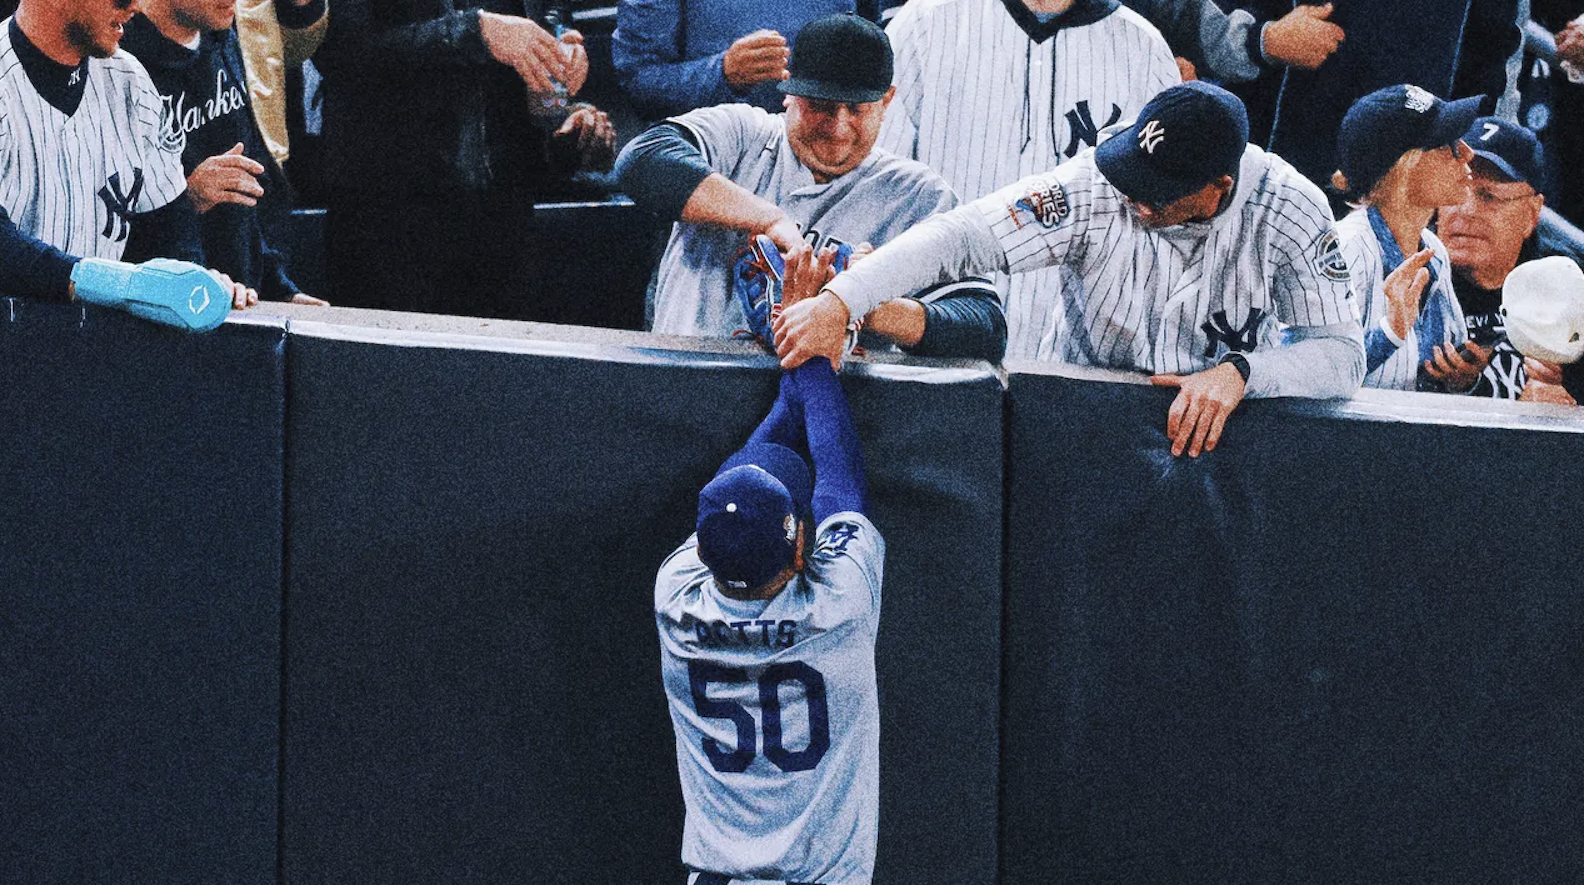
[
  {"x1": 780, "y1": 13, "x2": 893, "y2": 104},
  {"x1": 1335, "y1": 84, "x2": 1482, "y2": 198},
  {"x1": 1094, "y1": 81, "x2": 1249, "y2": 207},
  {"x1": 1462, "y1": 116, "x2": 1543, "y2": 185},
  {"x1": 696, "y1": 443, "x2": 813, "y2": 590}
]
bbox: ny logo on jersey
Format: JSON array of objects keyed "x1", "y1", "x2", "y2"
[
  {"x1": 1139, "y1": 119, "x2": 1166, "y2": 154},
  {"x1": 98, "y1": 169, "x2": 145, "y2": 242},
  {"x1": 68, "y1": 68, "x2": 81, "y2": 87},
  {"x1": 1063, "y1": 101, "x2": 1122, "y2": 159},
  {"x1": 1201, "y1": 307, "x2": 1266, "y2": 357}
]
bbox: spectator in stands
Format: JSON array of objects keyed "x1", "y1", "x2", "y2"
[
  {"x1": 1260, "y1": 0, "x2": 1520, "y2": 197},
  {"x1": 122, "y1": 0, "x2": 328, "y2": 305},
  {"x1": 878, "y1": 0, "x2": 1179, "y2": 362},
  {"x1": 1123, "y1": 0, "x2": 1342, "y2": 103},
  {"x1": 315, "y1": 0, "x2": 614, "y2": 317},
  {"x1": 0, "y1": 0, "x2": 256, "y2": 309},
  {"x1": 235, "y1": 0, "x2": 328, "y2": 248},
  {"x1": 1534, "y1": 1, "x2": 1584, "y2": 225},
  {"x1": 615, "y1": 13, "x2": 1005, "y2": 362},
  {"x1": 612, "y1": 0, "x2": 877, "y2": 120},
  {"x1": 1332, "y1": 85, "x2": 1485, "y2": 393},
  {"x1": 1440, "y1": 116, "x2": 1584, "y2": 403}
]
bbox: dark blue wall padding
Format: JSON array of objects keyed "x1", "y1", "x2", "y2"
[
  {"x1": 282, "y1": 326, "x2": 1002, "y2": 885},
  {"x1": 1001, "y1": 364, "x2": 1584, "y2": 885},
  {"x1": 0, "y1": 303, "x2": 284, "y2": 884}
]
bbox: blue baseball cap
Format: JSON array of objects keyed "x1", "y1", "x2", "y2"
[
  {"x1": 1335, "y1": 84, "x2": 1482, "y2": 198},
  {"x1": 696, "y1": 443, "x2": 812, "y2": 590},
  {"x1": 1095, "y1": 81, "x2": 1249, "y2": 207},
  {"x1": 1462, "y1": 116, "x2": 1543, "y2": 185}
]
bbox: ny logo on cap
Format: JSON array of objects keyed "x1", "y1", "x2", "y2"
[{"x1": 1139, "y1": 120, "x2": 1166, "y2": 154}]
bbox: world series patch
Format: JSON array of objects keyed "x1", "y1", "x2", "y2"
[
  {"x1": 1015, "y1": 180, "x2": 1070, "y2": 229},
  {"x1": 1312, "y1": 230, "x2": 1349, "y2": 282}
]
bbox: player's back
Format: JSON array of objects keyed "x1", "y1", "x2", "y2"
[{"x1": 655, "y1": 512, "x2": 884, "y2": 885}]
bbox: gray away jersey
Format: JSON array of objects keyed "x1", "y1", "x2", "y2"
[
  {"x1": 0, "y1": 24, "x2": 187, "y2": 260},
  {"x1": 878, "y1": 0, "x2": 1179, "y2": 361},
  {"x1": 656, "y1": 512, "x2": 885, "y2": 885},
  {"x1": 651, "y1": 103, "x2": 956, "y2": 338}
]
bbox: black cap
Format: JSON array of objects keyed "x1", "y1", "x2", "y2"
[
  {"x1": 779, "y1": 13, "x2": 893, "y2": 104},
  {"x1": 1335, "y1": 84, "x2": 1482, "y2": 198},
  {"x1": 1094, "y1": 81, "x2": 1249, "y2": 207},
  {"x1": 1462, "y1": 116, "x2": 1543, "y2": 186}
]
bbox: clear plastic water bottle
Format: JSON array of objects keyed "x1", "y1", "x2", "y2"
[{"x1": 533, "y1": 10, "x2": 571, "y2": 118}]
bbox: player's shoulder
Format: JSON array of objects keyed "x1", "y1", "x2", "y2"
[
  {"x1": 803, "y1": 511, "x2": 884, "y2": 615},
  {"x1": 1237, "y1": 146, "x2": 1332, "y2": 219},
  {"x1": 857, "y1": 147, "x2": 955, "y2": 198},
  {"x1": 655, "y1": 534, "x2": 713, "y2": 614},
  {"x1": 668, "y1": 102, "x2": 779, "y2": 156}
]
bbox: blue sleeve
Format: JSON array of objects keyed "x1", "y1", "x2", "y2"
[
  {"x1": 613, "y1": 123, "x2": 713, "y2": 221},
  {"x1": 904, "y1": 281, "x2": 1008, "y2": 363},
  {"x1": 791, "y1": 361, "x2": 867, "y2": 521},
  {"x1": 740, "y1": 372, "x2": 805, "y2": 453},
  {"x1": 0, "y1": 205, "x2": 79, "y2": 302},
  {"x1": 612, "y1": 0, "x2": 737, "y2": 118},
  {"x1": 1363, "y1": 324, "x2": 1399, "y2": 373},
  {"x1": 122, "y1": 195, "x2": 205, "y2": 265}
]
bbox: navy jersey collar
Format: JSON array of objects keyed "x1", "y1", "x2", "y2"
[
  {"x1": 10, "y1": 18, "x2": 89, "y2": 115},
  {"x1": 1000, "y1": 0, "x2": 1120, "y2": 43}
]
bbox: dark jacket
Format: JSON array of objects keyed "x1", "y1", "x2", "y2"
[
  {"x1": 1235, "y1": 0, "x2": 1520, "y2": 187},
  {"x1": 121, "y1": 15, "x2": 299, "y2": 299},
  {"x1": 314, "y1": 0, "x2": 569, "y2": 199}
]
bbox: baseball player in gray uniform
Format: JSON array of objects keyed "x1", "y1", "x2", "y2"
[
  {"x1": 780, "y1": 81, "x2": 1366, "y2": 457},
  {"x1": 617, "y1": 13, "x2": 1006, "y2": 363},
  {"x1": 656, "y1": 357, "x2": 883, "y2": 885},
  {"x1": 879, "y1": 0, "x2": 1180, "y2": 361},
  {"x1": 0, "y1": 0, "x2": 249, "y2": 324}
]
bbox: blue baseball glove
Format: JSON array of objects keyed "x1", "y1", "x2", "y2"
[{"x1": 730, "y1": 234, "x2": 786, "y2": 345}]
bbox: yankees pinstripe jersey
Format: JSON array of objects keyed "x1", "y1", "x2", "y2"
[
  {"x1": 656, "y1": 512, "x2": 885, "y2": 885},
  {"x1": 826, "y1": 144, "x2": 1361, "y2": 389},
  {"x1": 652, "y1": 103, "x2": 956, "y2": 338},
  {"x1": 0, "y1": 19, "x2": 187, "y2": 261},
  {"x1": 1336, "y1": 207, "x2": 1467, "y2": 392},
  {"x1": 878, "y1": 0, "x2": 1179, "y2": 361}
]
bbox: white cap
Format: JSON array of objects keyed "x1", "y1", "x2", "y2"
[{"x1": 1502, "y1": 256, "x2": 1584, "y2": 364}]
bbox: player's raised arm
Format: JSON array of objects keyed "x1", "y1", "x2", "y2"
[{"x1": 790, "y1": 359, "x2": 866, "y2": 522}]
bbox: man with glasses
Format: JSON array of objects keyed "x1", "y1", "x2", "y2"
[{"x1": 1440, "y1": 116, "x2": 1584, "y2": 402}]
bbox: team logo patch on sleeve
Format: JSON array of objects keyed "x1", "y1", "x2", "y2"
[
  {"x1": 1014, "y1": 180, "x2": 1070, "y2": 229},
  {"x1": 1313, "y1": 230, "x2": 1350, "y2": 282}
]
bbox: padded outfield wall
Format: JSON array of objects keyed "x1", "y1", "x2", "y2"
[{"x1": 4, "y1": 304, "x2": 1583, "y2": 883}]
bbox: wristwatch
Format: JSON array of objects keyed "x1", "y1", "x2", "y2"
[{"x1": 1217, "y1": 351, "x2": 1251, "y2": 384}]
